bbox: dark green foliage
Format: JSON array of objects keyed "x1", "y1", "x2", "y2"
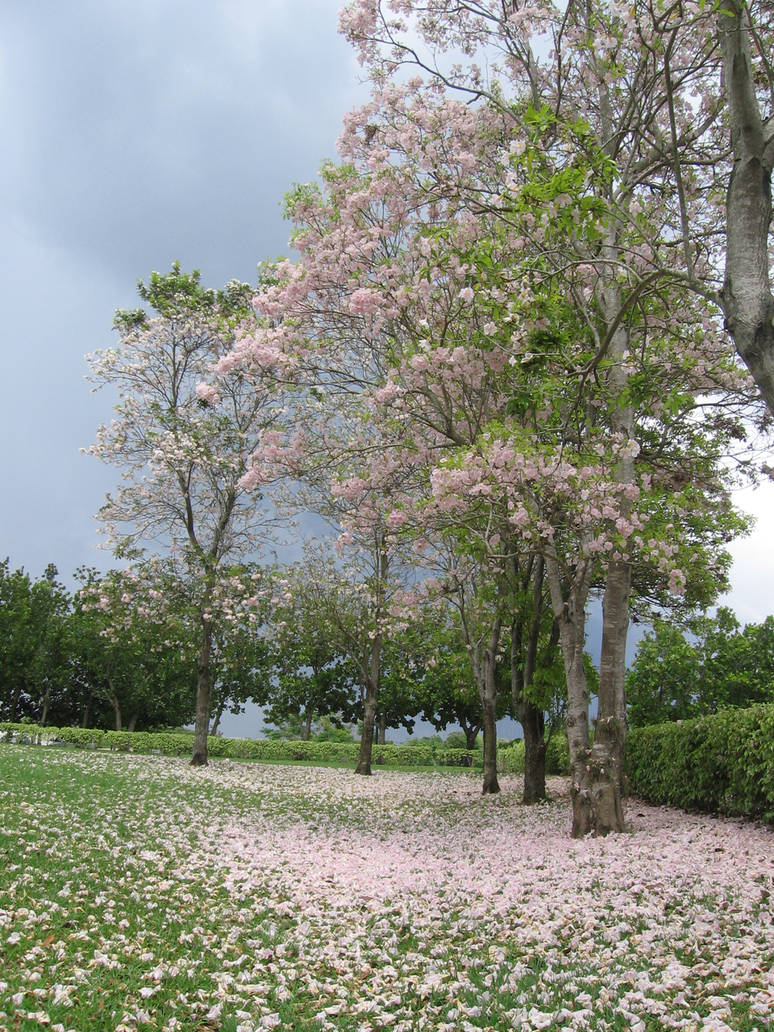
[
  {"x1": 626, "y1": 703, "x2": 774, "y2": 822},
  {"x1": 626, "y1": 609, "x2": 774, "y2": 728}
]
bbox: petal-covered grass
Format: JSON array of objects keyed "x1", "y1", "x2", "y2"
[{"x1": 0, "y1": 745, "x2": 771, "y2": 1032}]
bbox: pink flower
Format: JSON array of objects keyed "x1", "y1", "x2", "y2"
[{"x1": 348, "y1": 287, "x2": 381, "y2": 316}]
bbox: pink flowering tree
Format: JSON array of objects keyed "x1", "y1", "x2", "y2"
[
  {"x1": 215, "y1": 0, "x2": 761, "y2": 828},
  {"x1": 225, "y1": 154, "x2": 752, "y2": 829},
  {"x1": 85, "y1": 266, "x2": 279, "y2": 765},
  {"x1": 331, "y1": 0, "x2": 763, "y2": 834}
]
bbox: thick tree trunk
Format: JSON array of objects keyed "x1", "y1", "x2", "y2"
[
  {"x1": 718, "y1": 1, "x2": 774, "y2": 413},
  {"x1": 355, "y1": 673, "x2": 378, "y2": 775},
  {"x1": 592, "y1": 197, "x2": 634, "y2": 833},
  {"x1": 128, "y1": 713, "x2": 139, "y2": 732},
  {"x1": 191, "y1": 619, "x2": 213, "y2": 767}
]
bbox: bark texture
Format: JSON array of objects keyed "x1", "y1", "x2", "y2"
[
  {"x1": 480, "y1": 684, "x2": 500, "y2": 795},
  {"x1": 718, "y1": 0, "x2": 774, "y2": 413},
  {"x1": 471, "y1": 623, "x2": 502, "y2": 795},
  {"x1": 546, "y1": 556, "x2": 596, "y2": 837},
  {"x1": 355, "y1": 673, "x2": 378, "y2": 775},
  {"x1": 521, "y1": 704, "x2": 547, "y2": 804}
]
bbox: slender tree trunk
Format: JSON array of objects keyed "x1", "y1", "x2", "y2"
[
  {"x1": 356, "y1": 536, "x2": 386, "y2": 775},
  {"x1": 39, "y1": 689, "x2": 50, "y2": 728},
  {"x1": 302, "y1": 708, "x2": 314, "y2": 742},
  {"x1": 355, "y1": 673, "x2": 378, "y2": 775},
  {"x1": 462, "y1": 720, "x2": 480, "y2": 751},
  {"x1": 511, "y1": 556, "x2": 547, "y2": 804},
  {"x1": 210, "y1": 705, "x2": 223, "y2": 738},
  {"x1": 521, "y1": 703, "x2": 547, "y2": 804},
  {"x1": 597, "y1": 556, "x2": 630, "y2": 815},
  {"x1": 128, "y1": 713, "x2": 138, "y2": 732},
  {"x1": 376, "y1": 713, "x2": 387, "y2": 745},
  {"x1": 9, "y1": 681, "x2": 21, "y2": 723},
  {"x1": 191, "y1": 618, "x2": 213, "y2": 767},
  {"x1": 81, "y1": 692, "x2": 93, "y2": 728},
  {"x1": 546, "y1": 556, "x2": 600, "y2": 837},
  {"x1": 480, "y1": 694, "x2": 499, "y2": 793},
  {"x1": 472, "y1": 632, "x2": 501, "y2": 795},
  {"x1": 718, "y1": 0, "x2": 774, "y2": 413},
  {"x1": 111, "y1": 697, "x2": 122, "y2": 732}
]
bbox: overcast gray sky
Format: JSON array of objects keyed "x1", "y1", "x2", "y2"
[
  {"x1": 1, "y1": 0, "x2": 362, "y2": 580},
  {"x1": 2, "y1": 1, "x2": 773, "y2": 737}
]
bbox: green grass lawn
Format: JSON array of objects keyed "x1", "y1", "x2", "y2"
[{"x1": 0, "y1": 744, "x2": 772, "y2": 1032}]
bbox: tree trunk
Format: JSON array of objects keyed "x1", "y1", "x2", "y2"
[
  {"x1": 210, "y1": 706, "x2": 223, "y2": 738},
  {"x1": 355, "y1": 673, "x2": 378, "y2": 775},
  {"x1": 9, "y1": 681, "x2": 21, "y2": 723},
  {"x1": 546, "y1": 556, "x2": 598, "y2": 837},
  {"x1": 480, "y1": 684, "x2": 499, "y2": 795},
  {"x1": 521, "y1": 703, "x2": 547, "y2": 804},
  {"x1": 191, "y1": 618, "x2": 213, "y2": 767},
  {"x1": 39, "y1": 689, "x2": 50, "y2": 728},
  {"x1": 356, "y1": 535, "x2": 386, "y2": 775},
  {"x1": 597, "y1": 555, "x2": 630, "y2": 826},
  {"x1": 127, "y1": 713, "x2": 139, "y2": 732},
  {"x1": 111, "y1": 698, "x2": 122, "y2": 732},
  {"x1": 462, "y1": 720, "x2": 480, "y2": 751},
  {"x1": 718, "y1": 0, "x2": 774, "y2": 413},
  {"x1": 472, "y1": 631, "x2": 501, "y2": 795},
  {"x1": 376, "y1": 712, "x2": 387, "y2": 745},
  {"x1": 511, "y1": 557, "x2": 547, "y2": 804},
  {"x1": 302, "y1": 708, "x2": 314, "y2": 741},
  {"x1": 81, "y1": 692, "x2": 93, "y2": 728}
]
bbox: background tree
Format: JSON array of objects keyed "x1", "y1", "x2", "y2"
[
  {"x1": 627, "y1": 607, "x2": 774, "y2": 727},
  {"x1": 75, "y1": 566, "x2": 197, "y2": 732},
  {"x1": 271, "y1": 537, "x2": 407, "y2": 775},
  {"x1": 85, "y1": 265, "x2": 278, "y2": 764},
  {"x1": 0, "y1": 560, "x2": 71, "y2": 724}
]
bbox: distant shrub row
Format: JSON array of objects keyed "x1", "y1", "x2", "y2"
[
  {"x1": 626, "y1": 702, "x2": 774, "y2": 823},
  {"x1": 0, "y1": 723, "x2": 485, "y2": 770}
]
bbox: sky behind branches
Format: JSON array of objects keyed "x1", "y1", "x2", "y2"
[{"x1": 1, "y1": 1, "x2": 772, "y2": 738}]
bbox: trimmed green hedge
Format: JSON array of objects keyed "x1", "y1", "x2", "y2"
[
  {"x1": 0, "y1": 723, "x2": 481, "y2": 770},
  {"x1": 0, "y1": 721, "x2": 577, "y2": 776},
  {"x1": 497, "y1": 735, "x2": 571, "y2": 776},
  {"x1": 625, "y1": 702, "x2": 774, "y2": 822}
]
